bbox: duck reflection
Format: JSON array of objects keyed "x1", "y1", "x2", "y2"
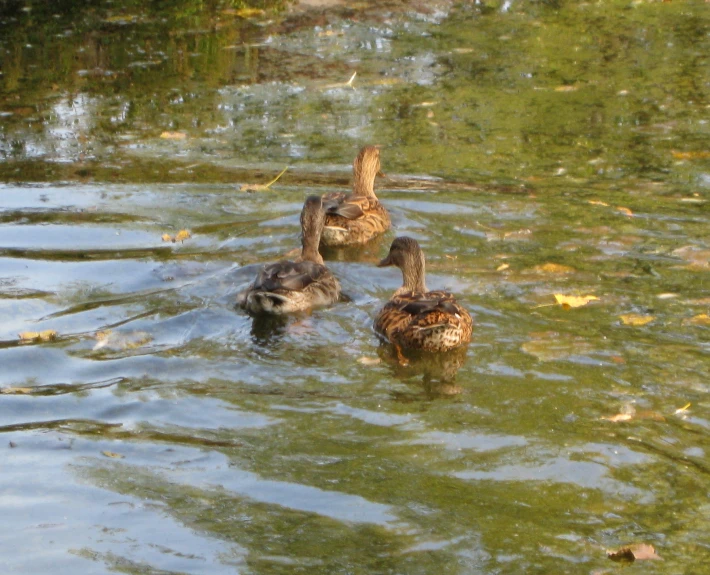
[
  {"x1": 248, "y1": 314, "x2": 290, "y2": 346},
  {"x1": 377, "y1": 343, "x2": 469, "y2": 398}
]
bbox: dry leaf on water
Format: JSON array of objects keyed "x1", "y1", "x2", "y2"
[
  {"x1": 616, "y1": 206, "x2": 634, "y2": 217},
  {"x1": 94, "y1": 330, "x2": 152, "y2": 351},
  {"x1": 101, "y1": 451, "x2": 124, "y2": 459},
  {"x1": 674, "y1": 402, "x2": 691, "y2": 415},
  {"x1": 160, "y1": 131, "x2": 186, "y2": 140},
  {"x1": 496, "y1": 263, "x2": 510, "y2": 271},
  {"x1": 1, "y1": 387, "x2": 33, "y2": 395},
  {"x1": 18, "y1": 330, "x2": 57, "y2": 342},
  {"x1": 221, "y1": 7, "x2": 264, "y2": 18},
  {"x1": 683, "y1": 313, "x2": 710, "y2": 326},
  {"x1": 240, "y1": 166, "x2": 289, "y2": 192},
  {"x1": 161, "y1": 229, "x2": 191, "y2": 243},
  {"x1": 619, "y1": 314, "x2": 655, "y2": 326},
  {"x1": 607, "y1": 543, "x2": 662, "y2": 562},
  {"x1": 554, "y1": 85, "x2": 577, "y2": 92},
  {"x1": 358, "y1": 357, "x2": 381, "y2": 366},
  {"x1": 553, "y1": 294, "x2": 599, "y2": 309},
  {"x1": 533, "y1": 262, "x2": 575, "y2": 274},
  {"x1": 671, "y1": 150, "x2": 710, "y2": 160},
  {"x1": 588, "y1": 200, "x2": 609, "y2": 206},
  {"x1": 601, "y1": 405, "x2": 665, "y2": 423}
]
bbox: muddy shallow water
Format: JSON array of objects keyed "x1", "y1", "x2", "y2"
[{"x1": 1, "y1": 1, "x2": 709, "y2": 573}]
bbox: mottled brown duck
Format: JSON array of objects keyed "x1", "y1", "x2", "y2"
[
  {"x1": 237, "y1": 196, "x2": 341, "y2": 314},
  {"x1": 374, "y1": 237, "x2": 473, "y2": 352},
  {"x1": 321, "y1": 145, "x2": 391, "y2": 246}
]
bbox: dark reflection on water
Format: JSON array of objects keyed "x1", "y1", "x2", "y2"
[{"x1": 1, "y1": 0, "x2": 709, "y2": 574}]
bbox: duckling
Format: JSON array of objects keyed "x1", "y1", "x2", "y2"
[
  {"x1": 237, "y1": 196, "x2": 341, "y2": 314},
  {"x1": 374, "y1": 237, "x2": 472, "y2": 352},
  {"x1": 321, "y1": 145, "x2": 391, "y2": 246}
]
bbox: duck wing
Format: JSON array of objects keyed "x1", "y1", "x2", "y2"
[
  {"x1": 322, "y1": 193, "x2": 366, "y2": 220},
  {"x1": 254, "y1": 260, "x2": 329, "y2": 292}
]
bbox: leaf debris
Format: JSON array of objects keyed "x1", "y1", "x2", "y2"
[
  {"x1": 18, "y1": 330, "x2": 58, "y2": 342},
  {"x1": 240, "y1": 166, "x2": 289, "y2": 192}
]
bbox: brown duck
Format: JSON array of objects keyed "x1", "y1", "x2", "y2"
[
  {"x1": 237, "y1": 196, "x2": 341, "y2": 314},
  {"x1": 321, "y1": 145, "x2": 391, "y2": 246},
  {"x1": 374, "y1": 237, "x2": 473, "y2": 352}
]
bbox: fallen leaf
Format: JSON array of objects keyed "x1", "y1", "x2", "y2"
[
  {"x1": 533, "y1": 262, "x2": 576, "y2": 274},
  {"x1": 601, "y1": 413, "x2": 633, "y2": 422},
  {"x1": 656, "y1": 293, "x2": 678, "y2": 299},
  {"x1": 607, "y1": 543, "x2": 661, "y2": 562},
  {"x1": 358, "y1": 357, "x2": 381, "y2": 366},
  {"x1": 616, "y1": 206, "x2": 633, "y2": 217},
  {"x1": 1, "y1": 387, "x2": 33, "y2": 395},
  {"x1": 18, "y1": 330, "x2": 57, "y2": 342},
  {"x1": 619, "y1": 314, "x2": 655, "y2": 326},
  {"x1": 674, "y1": 402, "x2": 691, "y2": 415},
  {"x1": 160, "y1": 131, "x2": 187, "y2": 140},
  {"x1": 222, "y1": 7, "x2": 264, "y2": 18},
  {"x1": 553, "y1": 294, "x2": 599, "y2": 309},
  {"x1": 554, "y1": 85, "x2": 577, "y2": 92},
  {"x1": 588, "y1": 200, "x2": 609, "y2": 206},
  {"x1": 174, "y1": 229, "x2": 191, "y2": 242},
  {"x1": 671, "y1": 150, "x2": 710, "y2": 160},
  {"x1": 683, "y1": 313, "x2": 710, "y2": 326},
  {"x1": 101, "y1": 451, "x2": 125, "y2": 459},
  {"x1": 161, "y1": 230, "x2": 191, "y2": 243},
  {"x1": 240, "y1": 166, "x2": 289, "y2": 192},
  {"x1": 93, "y1": 330, "x2": 152, "y2": 351},
  {"x1": 496, "y1": 263, "x2": 510, "y2": 271},
  {"x1": 444, "y1": 254, "x2": 457, "y2": 260}
]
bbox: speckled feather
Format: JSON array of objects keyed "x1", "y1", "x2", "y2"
[
  {"x1": 321, "y1": 194, "x2": 390, "y2": 246},
  {"x1": 374, "y1": 290, "x2": 473, "y2": 352},
  {"x1": 239, "y1": 260, "x2": 340, "y2": 314},
  {"x1": 321, "y1": 145, "x2": 391, "y2": 247}
]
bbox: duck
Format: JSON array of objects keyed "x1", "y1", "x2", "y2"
[
  {"x1": 237, "y1": 195, "x2": 341, "y2": 314},
  {"x1": 320, "y1": 145, "x2": 391, "y2": 247},
  {"x1": 374, "y1": 237, "x2": 473, "y2": 352}
]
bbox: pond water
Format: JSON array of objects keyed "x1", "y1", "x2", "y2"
[{"x1": 1, "y1": 0, "x2": 709, "y2": 573}]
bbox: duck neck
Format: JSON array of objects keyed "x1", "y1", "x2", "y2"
[
  {"x1": 400, "y1": 256, "x2": 427, "y2": 293},
  {"x1": 353, "y1": 160, "x2": 377, "y2": 198},
  {"x1": 301, "y1": 235, "x2": 324, "y2": 265}
]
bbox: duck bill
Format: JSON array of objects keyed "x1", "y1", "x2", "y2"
[{"x1": 377, "y1": 254, "x2": 393, "y2": 267}]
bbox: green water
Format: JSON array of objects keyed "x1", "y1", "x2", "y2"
[{"x1": 1, "y1": 1, "x2": 709, "y2": 573}]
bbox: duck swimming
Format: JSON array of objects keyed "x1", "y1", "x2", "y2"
[
  {"x1": 374, "y1": 237, "x2": 473, "y2": 352},
  {"x1": 321, "y1": 145, "x2": 391, "y2": 247},
  {"x1": 237, "y1": 196, "x2": 341, "y2": 314}
]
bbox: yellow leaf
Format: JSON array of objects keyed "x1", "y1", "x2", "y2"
[
  {"x1": 671, "y1": 150, "x2": 710, "y2": 160},
  {"x1": 161, "y1": 233, "x2": 172, "y2": 242},
  {"x1": 607, "y1": 543, "x2": 662, "y2": 562},
  {"x1": 222, "y1": 7, "x2": 264, "y2": 18},
  {"x1": 554, "y1": 85, "x2": 577, "y2": 92},
  {"x1": 18, "y1": 330, "x2": 57, "y2": 342},
  {"x1": 357, "y1": 357, "x2": 381, "y2": 366},
  {"x1": 160, "y1": 131, "x2": 186, "y2": 140},
  {"x1": 683, "y1": 313, "x2": 710, "y2": 326},
  {"x1": 239, "y1": 166, "x2": 289, "y2": 192},
  {"x1": 1, "y1": 387, "x2": 33, "y2": 395},
  {"x1": 174, "y1": 229, "x2": 191, "y2": 242},
  {"x1": 674, "y1": 402, "x2": 691, "y2": 414},
  {"x1": 601, "y1": 413, "x2": 633, "y2": 422},
  {"x1": 496, "y1": 263, "x2": 510, "y2": 271},
  {"x1": 534, "y1": 262, "x2": 575, "y2": 274},
  {"x1": 616, "y1": 206, "x2": 633, "y2": 217},
  {"x1": 553, "y1": 294, "x2": 599, "y2": 309},
  {"x1": 619, "y1": 314, "x2": 655, "y2": 326},
  {"x1": 101, "y1": 451, "x2": 124, "y2": 459},
  {"x1": 588, "y1": 200, "x2": 609, "y2": 206}
]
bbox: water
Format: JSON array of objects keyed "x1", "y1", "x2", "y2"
[{"x1": 1, "y1": 0, "x2": 709, "y2": 573}]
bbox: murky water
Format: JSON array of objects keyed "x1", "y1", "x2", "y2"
[{"x1": 1, "y1": 1, "x2": 709, "y2": 573}]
